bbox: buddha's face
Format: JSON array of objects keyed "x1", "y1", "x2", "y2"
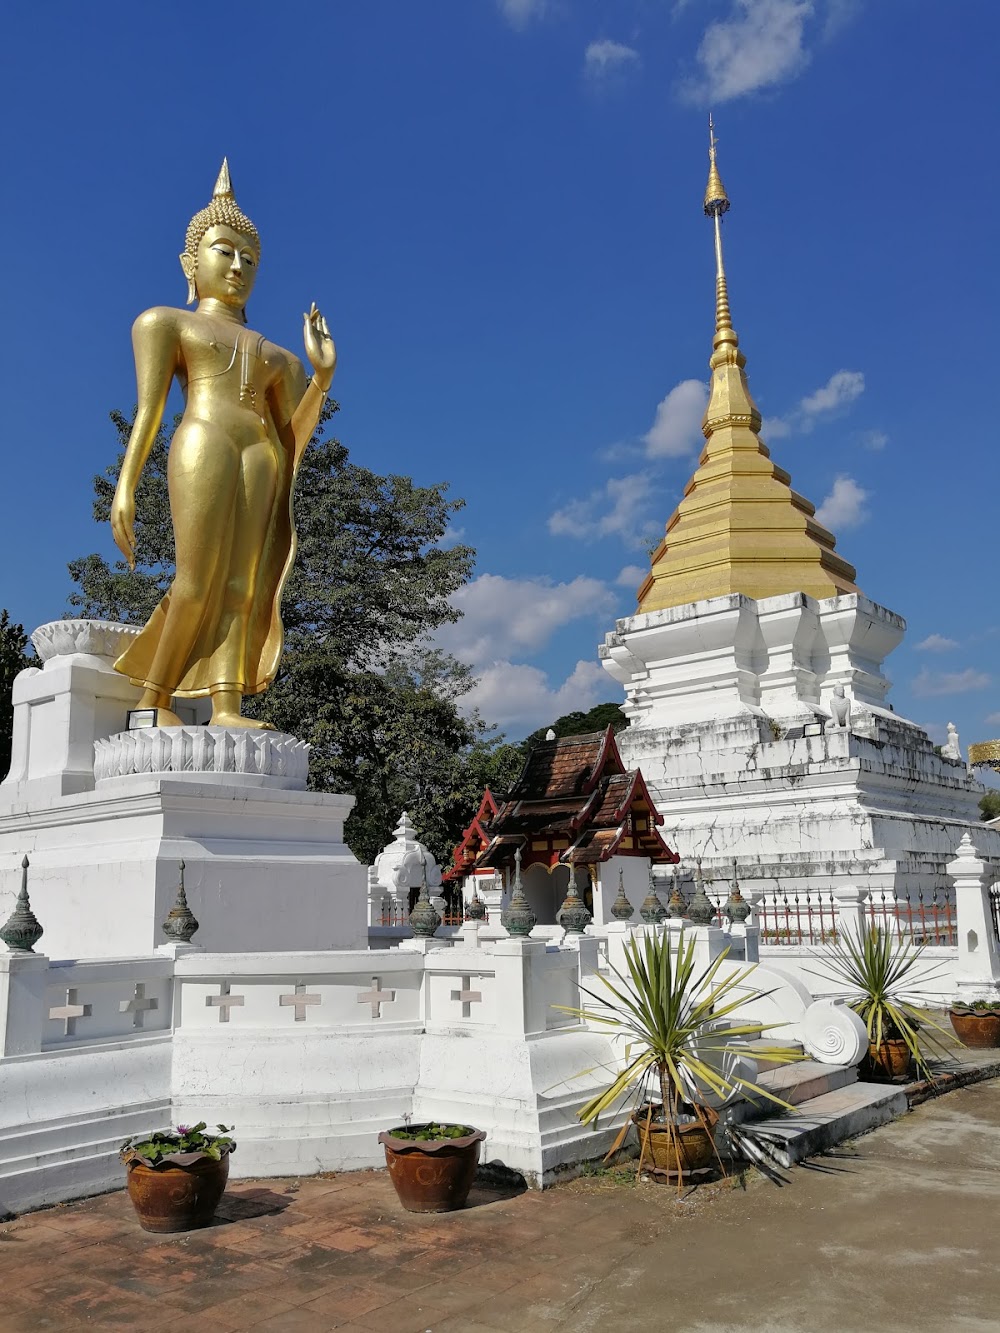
[{"x1": 189, "y1": 224, "x2": 259, "y2": 308}]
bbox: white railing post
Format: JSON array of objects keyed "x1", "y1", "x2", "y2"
[
  {"x1": 948, "y1": 833, "x2": 1000, "y2": 1002},
  {"x1": 566, "y1": 932, "x2": 600, "y2": 979},
  {"x1": 491, "y1": 938, "x2": 548, "y2": 1037},
  {"x1": 0, "y1": 950, "x2": 49, "y2": 1056},
  {"x1": 832, "y1": 884, "x2": 866, "y2": 944}
]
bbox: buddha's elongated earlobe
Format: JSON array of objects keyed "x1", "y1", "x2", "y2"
[{"x1": 179, "y1": 253, "x2": 197, "y2": 305}]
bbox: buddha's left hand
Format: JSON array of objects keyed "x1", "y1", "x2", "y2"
[{"x1": 303, "y1": 302, "x2": 336, "y2": 389}]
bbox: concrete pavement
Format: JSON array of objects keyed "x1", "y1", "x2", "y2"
[{"x1": 1, "y1": 1080, "x2": 999, "y2": 1332}]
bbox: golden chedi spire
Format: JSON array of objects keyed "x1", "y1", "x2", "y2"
[{"x1": 636, "y1": 119, "x2": 859, "y2": 614}]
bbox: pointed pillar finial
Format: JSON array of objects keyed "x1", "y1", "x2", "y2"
[{"x1": 1, "y1": 854, "x2": 44, "y2": 953}]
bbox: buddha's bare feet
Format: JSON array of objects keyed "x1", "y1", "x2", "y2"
[{"x1": 210, "y1": 712, "x2": 276, "y2": 730}]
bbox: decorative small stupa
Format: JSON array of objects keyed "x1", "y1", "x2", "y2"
[{"x1": 599, "y1": 119, "x2": 998, "y2": 902}]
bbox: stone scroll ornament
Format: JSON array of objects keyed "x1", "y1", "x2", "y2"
[{"x1": 800, "y1": 997, "x2": 868, "y2": 1066}]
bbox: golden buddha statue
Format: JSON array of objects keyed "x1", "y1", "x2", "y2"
[{"x1": 110, "y1": 160, "x2": 335, "y2": 727}]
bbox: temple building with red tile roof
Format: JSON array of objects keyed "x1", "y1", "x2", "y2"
[{"x1": 450, "y1": 727, "x2": 677, "y2": 926}]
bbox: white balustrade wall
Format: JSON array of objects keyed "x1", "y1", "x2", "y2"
[
  {"x1": 5, "y1": 833, "x2": 998, "y2": 1218},
  {"x1": 0, "y1": 931, "x2": 620, "y2": 1215}
]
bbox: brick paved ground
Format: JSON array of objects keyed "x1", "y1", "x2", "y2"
[{"x1": 3, "y1": 1079, "x2": 1000, "y2": 1333}]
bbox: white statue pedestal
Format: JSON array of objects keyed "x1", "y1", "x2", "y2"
[{"x1": 0, "y1": 622, "x2": 365, "y2": 959}]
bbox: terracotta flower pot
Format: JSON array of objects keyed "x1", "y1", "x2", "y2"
[
  {"x1": 378, "y1": 1125, "x2": 486, "y2": 1213},
  {"x1": 632, "y1": 1112, "x2": 714, "y2": 1175},
  {"x1": 950, "y1": 1008, "x2": 1000, "y2": 1049},
  {"x1": 868, "y1": 1038, "x2": 912, "y2": 1079},
  {"x1": 125, "y1": 1152, "x2": 231, "y2": 1233}
]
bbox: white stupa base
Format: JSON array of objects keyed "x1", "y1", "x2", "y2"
[
  {"x1": 0, "y1": 620, "x2": 366, "y2": 959},
  {"x1": 602, "y1": 592, "x2": 1000, "y2": 894},
  {"x1": 621, "y1": 712, "x2": 999, "y2": 897}
]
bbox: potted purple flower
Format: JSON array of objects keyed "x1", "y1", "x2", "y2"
[{"x1": 120, "y1": 1122, "x2": 236, "y2": 1232}]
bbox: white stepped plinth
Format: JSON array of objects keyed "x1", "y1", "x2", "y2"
[{"x1": 0, "y1": 621, "x2": 365, "y2": 959}]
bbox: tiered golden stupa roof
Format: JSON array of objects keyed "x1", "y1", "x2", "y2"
[{"x1": 636, "y1": 119, "x2": 859, "y2": 614}]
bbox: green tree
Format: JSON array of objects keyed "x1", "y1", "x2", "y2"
[
  {"x1": 979, "y1": 790, "x2": 1000, "y2": 822},
  {"x1": 0, "y1": 610, "x2": 31, "y2": 780},
  {"x1": 520, "y1": 700, "x2": 626, "y2": 756},
  {"x1": 68, "y1": 404, "x2": 514, "y2": 864}
]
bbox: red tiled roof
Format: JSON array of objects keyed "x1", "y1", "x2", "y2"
[{"x1": 451, "y1": 726, "x2": 677, "y2": 872}]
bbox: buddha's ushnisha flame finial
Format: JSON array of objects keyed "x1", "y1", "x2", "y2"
[
  {"x1": 213, "y1": 157, "x2": 234, "y2": 200},
  {"x1": 704, "y1": 115, "x2": 737, "y2": 359}
]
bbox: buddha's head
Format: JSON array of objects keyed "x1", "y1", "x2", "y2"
[{"x1": 180, "y1": 159, "x2": 260, "y2": 312}]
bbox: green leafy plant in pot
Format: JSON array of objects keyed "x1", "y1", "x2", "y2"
[
  {"x1": 378, "y1": 1122, "x2": 487, "y2": 1212},
  {"x1": 813, "y1": 922, "x2": 955, "y2": 1079},
  {"x1": 120, "y1": 1122, "x2": 236, "y2": 1233},
  {"x1": 558, "y1": 930, "x2": 802, "y2": 1180}
]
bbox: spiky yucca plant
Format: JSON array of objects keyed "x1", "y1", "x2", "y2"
[
  {"x1": 559, "y1": 930, "x2": 802, "y2": 1169},
  {"x1": 815, "y1": 921, "x2": 954, "y2": 1078}
]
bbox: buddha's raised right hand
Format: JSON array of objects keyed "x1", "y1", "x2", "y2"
[{"x1": 111, "y1": 486, "x2": 137, "y2": 570}]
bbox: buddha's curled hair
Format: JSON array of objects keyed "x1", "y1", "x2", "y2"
[{"x1": 184, "y1": 158, "x2": 260, "y2": 259}]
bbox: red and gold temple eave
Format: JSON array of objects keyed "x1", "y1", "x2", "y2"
[{"x1": 441, "y1": 787, "x2": 499, "y2": 883}]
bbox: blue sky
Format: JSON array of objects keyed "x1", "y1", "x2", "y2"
[{"x1": 1, "y1": 1, "x2": 998, "y2": 747}]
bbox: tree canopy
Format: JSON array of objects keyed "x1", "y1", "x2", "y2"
[
  {"x1": 520, "y1": 700, "x2": 627, "y2": 756},
  {"x1": 0, "y1": 610, "x2": 31, "y2": 781},
  {"x1": 68, "y1": 405, "x2": 521, "y2": 865},
  {"x1": 979, "y1": 790, "x2": 1000, "y2": 822}
]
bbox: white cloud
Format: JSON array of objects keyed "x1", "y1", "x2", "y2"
[
  {"x1": 986, "y1": 712, "x2": 1000, "y2": 726},
  {"x1": 823, "y1": 0, "x2": 861, "y2": 38},
  {"x1": 859, "y1": 429, "x2": 888, "y2": 452},
  {"x1": 616, "y1": 564, "x2": 647, "y2": 588},
  {"x1": 912, "y1": 668, "x2": 992, "y2": 699},
  {"x1": 643, "y1": 379, "x2": 708, "y2": 458},
  {"x1": 682, "y1": 0, "x2": 814, "y2": 105},
  {"x1": 916, "y1": 634, "x2": 959, "y2": 653},
  {"x1": 437, "y1": 573, "x2": 614, "y2": 668},
  {"x1": 762, "y1": 369, "x2": 865, "y2": 439},
  {"x1": 762, "y1": 416, "x2": 793, "y2": 440},
  {"x1": 435, "y1": 524, "x2": 466, "y2": 548},
  {"x1": 549, "y1": 472, "x2": 658, "y2": 546},
  {"x1": 815, "y1": 474, "x2": 869, "y2": 531},
  {"x1": 584, "y1": 39, "x2": 640, "y2": 81},
  {"x1": 497, "y1": 0, "x2": 547, "y2": 27},
  {"x1": 463, "y1": 659, "x2": 611, "y2": 734},
  {"x1": 800, "y1": 369, "x2": 865, "y2": 417}
]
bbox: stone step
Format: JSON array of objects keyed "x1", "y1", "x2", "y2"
[
  {"x1": 739, "y1": 1038, "x2": 804, "y2": 1071},
  {"x1": 728, "y1": 1059, "x2": 857, "y2": 1124},
  {"x1": 733, "y1": 1082, "x2": 908, "y2": 1167}
]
